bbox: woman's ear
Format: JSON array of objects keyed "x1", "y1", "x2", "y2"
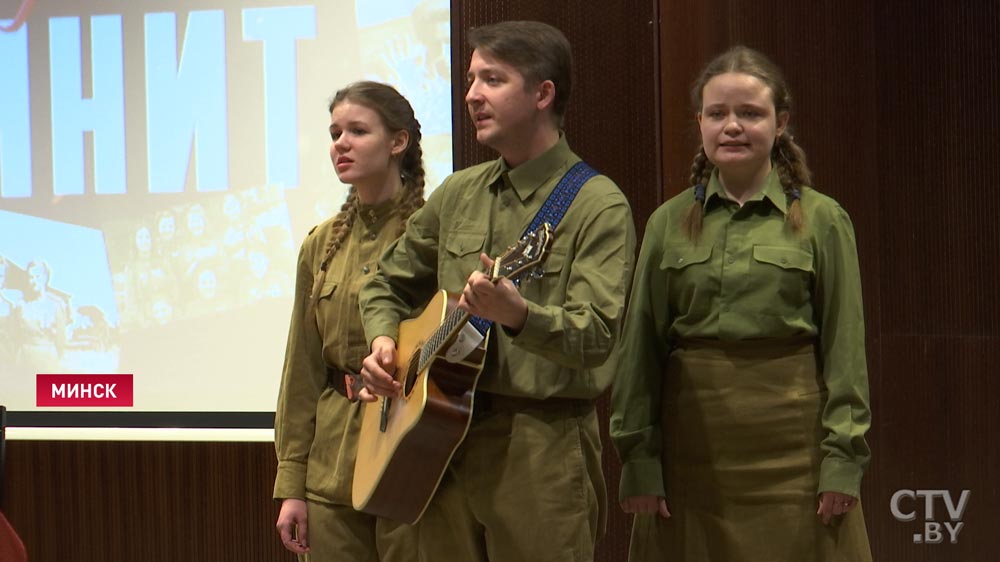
[
  {"x1": 776, "y1": 111, "x2": 790, "y2": 137},
  {"x1": 390, "y1": 129, "x2": 410, "y2": 156}
]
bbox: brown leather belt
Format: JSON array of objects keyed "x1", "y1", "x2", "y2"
[{"x1": 326, "y1": 367, "x2": 362, "y2": 402}]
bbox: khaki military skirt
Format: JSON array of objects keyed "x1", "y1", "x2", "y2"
[{"x1": 628, "y1": 339, "x2": 872, "y2": 562}]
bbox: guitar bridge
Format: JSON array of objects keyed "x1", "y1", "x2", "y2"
[{"x1": 379, "y1": 397, "x2": 391, "y2": 432}]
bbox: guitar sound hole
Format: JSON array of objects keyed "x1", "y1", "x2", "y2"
[{"x1": 402, "y1": 356, "x2": 420, "y2": 397}]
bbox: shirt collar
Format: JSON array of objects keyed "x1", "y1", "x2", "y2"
[
  {"x1": 356, "y1": 189, "x2": 402, "y2": 229},
  {"x1": 484, "y1": 134, "x2": 577, "y2": 202},
  {"x1": 704, "y1": 166, "x2": 788, "y2": 215}
]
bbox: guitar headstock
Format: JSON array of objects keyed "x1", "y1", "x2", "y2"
[{"x1": 491, "y1": 223, "x2": 554, "y2": 284}]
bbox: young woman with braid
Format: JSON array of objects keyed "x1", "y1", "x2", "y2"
[
  {"x1": 610, "y1": 46, "x2": 873, "y2": 561},
  {"x1": 273, "y1": 81, "x2": 424, "y2": 562}
]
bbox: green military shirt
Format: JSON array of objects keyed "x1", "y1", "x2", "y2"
[
  {"x1": 610, "y1": 168, "x2": 872, "y2": 498},
  {"x1": 360, "y1": 135, "x2": 637, "y2": 399},
  {"x1": 274, "y1": 194, "x2": 407, "y2": 504}
]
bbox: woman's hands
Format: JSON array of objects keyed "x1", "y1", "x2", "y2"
[
  {"x1": 622, "y1": 492, "x2": 858, "y2": 525},
  {"x1": 622, "y1": 495, "x2": 671, "y2": 518},
  {"x1": 276, "y1": 498, "x2": 310, "y2": 554},
  {"x1": 817, "y1": 491, "x2": 858, "y2": 525}
]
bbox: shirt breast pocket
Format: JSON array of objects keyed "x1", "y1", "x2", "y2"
[
  {"x1": 658, "y1": 245, "x2": 714, "y2": 304},
  {"x1": 318, "y1": 280, "x2": 338, "y2": 301},
  {"x1": 751, "y1": 245, "x2": 814, "y2": 310},
  {"x1": 517, "y1": 248, "x2": 565, "y2": 304},
  {"x1": 659, "y1": 245, "x2": 713, "y2": 272},
  {"x1": 314, "y1": 279, "x2": 338, "y2": 332},
  {"x1": 443, "y1": 230, "x2": 487, "y2": 288}
]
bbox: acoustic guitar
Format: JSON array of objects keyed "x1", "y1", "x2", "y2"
[{"x1": 352, "y1": 224, "x2": 553, "y2": 524}]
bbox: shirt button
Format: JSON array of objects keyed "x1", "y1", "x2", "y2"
[
  {"x1": 369, "y1": 232, "x2": 377, "y2": 240},
  {"x1": 677, "y1": 258, "x2": 684, "y2": 264},
  {"x1": 781, "y1": 257, "x2": 788, "y2": 264},
  {"x1": 722, "y1": 304, "x2": 730, "y2": 312},
  {"x1": 727, "y1": 257, "x2": 735, "y2": 264},
  {"x1": 362, "y1": 266, "x2": 370, "y2": 274}
]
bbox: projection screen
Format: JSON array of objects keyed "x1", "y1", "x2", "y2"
[{"x1": 0, "y1": 0, "x2": 453, "y2": 440}]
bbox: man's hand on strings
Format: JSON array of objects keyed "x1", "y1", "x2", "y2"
[{"x1": 459, "y1": 253, "x2": 528, "y2": 332}]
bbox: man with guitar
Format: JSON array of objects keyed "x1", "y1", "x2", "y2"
[{"x1": 358, "y1": 20, "x2": 636, "y2": 561}]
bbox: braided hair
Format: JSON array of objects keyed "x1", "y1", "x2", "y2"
[{"x1": 682, "y1": 46, "x2": 813, "y2": 241}]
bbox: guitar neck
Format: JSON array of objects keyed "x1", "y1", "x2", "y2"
[
  {"x1": 414, "y1": 226, "x2": 552, "y2": 372},
  {"x1": 418, "y1": 305, "x2": 475, "y2": 373}
]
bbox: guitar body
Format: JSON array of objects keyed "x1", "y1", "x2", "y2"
[{"x1": 352, "y1": 289, "x2": 488, "y2": 524}]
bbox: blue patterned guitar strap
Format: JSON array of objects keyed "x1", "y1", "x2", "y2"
[{"x1": 468, "y1": 161, "x2": 598, "y2": 336}]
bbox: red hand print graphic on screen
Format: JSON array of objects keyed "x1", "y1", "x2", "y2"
[{"x1": 1, "y1": 0, "x2": 35, "y2": 32}]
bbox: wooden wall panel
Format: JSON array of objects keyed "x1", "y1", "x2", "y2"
[
  {"x1": 3, "y1": 441, "x2": 288, "y2": 561},
  {"x1": 867, "y1": 3, "x2": 1000, "y2": 559},
  {"x1": 873, "y1": 337, "x2": 999, "y2": 559},
  {"x1": 657, "y1": 0, "x2": 731, "y2": 193}
]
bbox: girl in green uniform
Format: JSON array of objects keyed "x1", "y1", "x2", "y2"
[
  {"x1": 611, "y1": 46, "x2": 873, "y2": 561},
  {"x1": 273, "y1": 82, "x2": 424, "y2": 562}
]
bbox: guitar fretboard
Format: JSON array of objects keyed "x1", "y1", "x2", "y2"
[
  {"x1": 411, "y1": 223, "x2": 552, "y2": 374},
  {"x1": 418, "y1": 305, "x2": 472, "y2": 373}
]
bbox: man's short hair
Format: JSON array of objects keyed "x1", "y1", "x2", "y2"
[{"x1": 468, "y1": 21, "x2": 573, "y2": 125}]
